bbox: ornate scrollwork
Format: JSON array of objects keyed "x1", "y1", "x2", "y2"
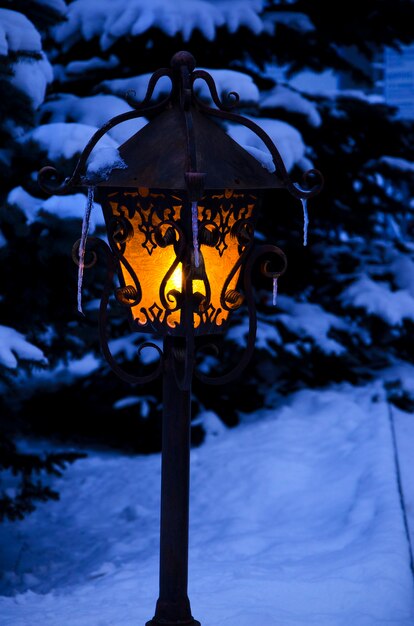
[
  {"x1": 260, "y1": 246, "x2": 288, "y2": 281},
  {"x1": 74, "y1": 236, "x2": 164, "y2": 385},
  {"x1": 124, "y1": 68, "x2": 173, "y2": 109},
  {"x1": 115, "y1": 285, "x2": 141, "y2": 307},
  {"x1": 198, "y1": 190, "x2": 254, "y2": 256},
  {"x1": 195, "y1": 241, "x2": 287, "y2": 385},
  {"x1": 38, "y1": 166, "x2": 71, "y2": 195},
  {"x1": 109, "y1": 214, "x2": 134, "y2": 249},
  {"x1": 100, "y1": 188, "x2": 258, "y2": 334},
  {"x1": 72, "y1": 238, "x2": 98, "y2": 269},
  {"x1": 191, "y1": 70, "x2": 240, "y2": 111}
]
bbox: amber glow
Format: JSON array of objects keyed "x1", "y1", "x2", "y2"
[
  {"x1": 198, "y1": 190, "x2": 254, "y2": 327},
  {"x1": 104, "y1": 188, "x2": 257, "y2": 334},
  {"x1": 164, "y1": 268, "x2": 205, "y2": 298},
  {"x1": 192, "y1": 279, "x2": 206, "y2": 296},
  {"x1": 167, "y1": 264, "x2": 183, "y2": 293}
]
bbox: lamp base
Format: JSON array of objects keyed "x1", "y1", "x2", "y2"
[{"x1": 145, "y1": 617, "x2": 201, "y2": 626}]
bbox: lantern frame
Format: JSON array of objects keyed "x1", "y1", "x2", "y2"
[{"x1": 38, "y1": 51, "x2": 323, "y2": 390}]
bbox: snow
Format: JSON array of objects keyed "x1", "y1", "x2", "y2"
[
  {"x1": 10, "y1": 55, "x2": 53, "y2": 109},
  {"x1": 41, "y1": 95, "x2": 148, "y2": 144},
  {"x1": 341, "y1": 275, "x2": 414, "y2": 326},
  {"x1": 85, "y1": 146, "x2": 127, "y2": 181},
  {"x1": 226, "y1": 296, "x2": 350, "y2": 358},
  {"x1": 19, "y1": 122, "x2": 118, "y2": 161},
  {"x1": 113, "y1": 396, "x2": 154, "y2": 418},
  {"x1": 192, "y1": 410, "x2": 228, "y2": 441},
  {"x1": 193, "y1": 69, "x2": 260, "y2": 104},
  {"x1": 260, "y1": 85, "x2": 322, "y2": 127},
  {"x1": 391, "y1": 405, "x2": 414, "y2": 549},
  {"x1": 228, "y1": 315, "x2": 283, "y2": 355},
  {"x1": 226, "y1": 116, "x2": 309, "y2": 173},
  {"x1": 0, "y1": 9, "x2": 42, "y2": 56},
  {"x1": 0, "y1": 9, "x2": 53, "y2": 108},
  {"x1": 99, "y1": 72, "x2": 172, "y2": 102},
  {"x1": 52, "y1": 0, "x2": 267, "y2": 51},
  {"x1": 0, "y1": 326, "x2": 46, "y2": 369},
  {"x1": 108, "y1": 335, "x2": 163, "y2": 365},
  {"x1": 23, "y1": 353, "x2": 103, "y2": 395},
  {"x1": 390, "y1": 255, "x2": 414, "y2": 295},
  {"x1": 379, "y1": 362, "x2": 414, "y2": 398},
  {"x1": 7, "y1": 187, "x2": 105, "y2": 230},
  {"x1": 336, "y1": 90, "x2": 385, "y2": 104},
  {"x1": 377, "y1": 156, "x2": 414, "y2": 173},
  {"x1": 263, "y1": 11, "x2": 315, "y2": 35},
  {"x1": 0, "y1": 384, "x2": 413, "y2": 624},
  {"x1": 35, "y1": 0, "x2": 67, "y2": 13},
  {"x1": 54, "y1": 55, "x2": 119, "y2": 82},
  {"x1": 275, "y1": 295, "x2": 349, "y2": 355}
]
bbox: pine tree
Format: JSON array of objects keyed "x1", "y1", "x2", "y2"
[
  {"x1": 0, "y1": 1, "x2": 85, "y2": 522},
  {"x1": 2, "y1": 0, "x2": 414, "y2": 465}
]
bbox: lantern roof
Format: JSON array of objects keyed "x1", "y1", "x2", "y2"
[
  {"x1": 38, "y1": 51, "x2": 323, "y2": 201},
  {"x1": 97, "y1": 104, "x2": 282, "y2": 190}
]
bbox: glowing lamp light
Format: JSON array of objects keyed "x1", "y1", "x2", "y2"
[{"x1": 100, "y1": 186, "x2": 258, "y2": 334}]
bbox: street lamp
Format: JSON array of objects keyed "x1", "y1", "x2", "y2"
[{"x1": 38, "y1": 51, "x2": 322, "y2": 626}]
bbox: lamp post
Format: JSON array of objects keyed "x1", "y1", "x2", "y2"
[{"x1": 38, "y1": 51, "x2": 322, "y2": 626}]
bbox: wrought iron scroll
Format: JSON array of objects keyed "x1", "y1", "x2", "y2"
[
  {"x1": 102, "y1": 190, "x2": 190, "y2": 333},
  {"x1": 195, "y1": 243, "x2": 287, "y2": 385},
  {"x1": 72, "y1": 236, "x2": 164, "y2": 385}
]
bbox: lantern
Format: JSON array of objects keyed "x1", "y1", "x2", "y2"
[{"x1": 38, "y1": 51, "x2": 323, "y2": 626}]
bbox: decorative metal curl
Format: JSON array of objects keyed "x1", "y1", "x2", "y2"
[
  {"x1": 107, "y1": 236, "x2": 143, "y2": 308},
  {"x1": 78, "y1": 236, "x2": 164, "y2": 385},
  {"x1": 116, "y1": 285, "x2": 141, "y2": 307},
  {"x1": 198, "y1": 221, "x2": 220, "y2": 247},
  {"x1": 109, "y1": 215, "x2": 134, "y2": 249},
  {"x1": 157, "y1": 220, "x2": 186, "y2": 313},
  {"x1": 195, "y1": 243, "x2": 287, "y2": 386},
  {"x1": 72, "y1": 239, "x2": 97, "y2": 268},
  {"x1": 219, "y1": 225, "x2": 254, "y2": 312},
  {"x1": 137, "y1": 341, "x2": 164, "y2": 364},
  {"x1": 260, "y1": 245, "x2": 288, "y2": 280},
  {"x1": 231, "y1": 219, "x2": 254, "y2": 249},
  {"x1": 38, "y1": 70, "x2": 174, "y2": 196},
  {"x1": 191, "y1": 70, "x2": 240, "y2": 111},
  {"x1": 124, "y1": 68, "x2": 173, "y2": 109},
  {"x1": 38, "y1": 165, "x2": 71, "y2": 195}
]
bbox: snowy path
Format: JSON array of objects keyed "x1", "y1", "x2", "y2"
[
  {"x1": 1, "y1": 384, "x2": 414, "y2": 626},
  {"x1": 392, "y1": 406, "x2": 414, "y2": 560}
]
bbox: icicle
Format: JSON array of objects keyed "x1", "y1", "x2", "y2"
[
  {"x1": 272, "y1": 277, "x2": 278, "y2": 306},
  {"x1": 191, "y1": 200, "x2": 200, "y2": 268},
  {"x1": 301, "y1": 197, "x2": 308, "y2": 247},
  {"x1": 77, "y1": 186, "x2": 95, "y2": 315}
]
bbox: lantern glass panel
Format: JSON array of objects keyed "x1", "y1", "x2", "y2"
[{"x1": 99, "y1": 187, "x2": 259, "y2": 335}]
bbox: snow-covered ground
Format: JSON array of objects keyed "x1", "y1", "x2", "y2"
[
  {"x1": 392, "y1": 405, "x2": 414, "y2": 551},
  {"x1": 1, "y1": 384, "x2": 414, "y2": 625}
]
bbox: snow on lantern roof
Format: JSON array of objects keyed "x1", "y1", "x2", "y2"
[{"x1": 38, "y1": 51, "x2": 323, "y2": 200}]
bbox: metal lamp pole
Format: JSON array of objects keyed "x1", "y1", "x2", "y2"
[{"x1": 146, "y1": 336, "x2": 199, "y2": 626}]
